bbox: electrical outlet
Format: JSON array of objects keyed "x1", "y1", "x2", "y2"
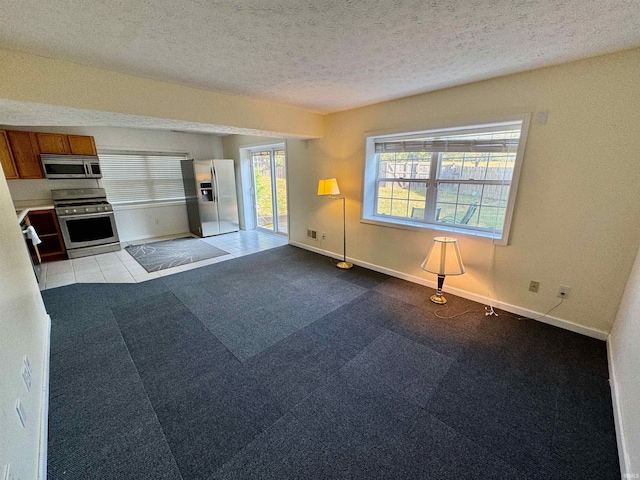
[
  {"x1": 528, "y1": 281, "x2": 539, "y2": 293},
  {"x1": 536, "y1": 109, "x2": 549, "y2": 125},
  {"x1": 321, "y1": 231, "x2": 326, "y2": 240},
  {"x1": 557, "y1": 285, "x2": 571, "y2": 299}
]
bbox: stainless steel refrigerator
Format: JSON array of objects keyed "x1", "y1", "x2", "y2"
[{"x1": 181, "y1": 159, "x2": 240, "y2": 237}]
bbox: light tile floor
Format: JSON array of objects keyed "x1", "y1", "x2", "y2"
[{"x1": 41, "y1": 230, "x2": 288, "y2": 290}]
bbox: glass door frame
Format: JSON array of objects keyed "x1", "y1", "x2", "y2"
[{"x1": 250, "y1": 145, "x2": 288, "y2": 235}]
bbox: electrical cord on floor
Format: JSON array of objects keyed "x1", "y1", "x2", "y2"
[
  {"x1": 502, "y1": 296, "x2": 565, "y2": 321},
  {"x1": 318, "y1": 237, "x2": 340, "y2": 267},
  {"x1": 432, "y1": 303, "x2": 483, "y2": 319},
  {"x1": 432, "y1": 296, "x2": 564, "y2": 322},
  {"x1": 485, "y1": 305, "x2": 498, "y2": 317}
]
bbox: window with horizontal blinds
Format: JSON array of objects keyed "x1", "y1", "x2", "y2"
[
  {"x1": 363, "y1": 116, "x2": 530, "y2": 245},
  {"x1": 98, "y1": 151, "x2": 189, "y2": 205}
]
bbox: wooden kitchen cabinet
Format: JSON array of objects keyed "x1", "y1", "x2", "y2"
[
  {"x1": 1, "y1": 130, "x2": 99, "y2": 179},
  {"x1": 38, "y1": 133, "x2": 97, "y2": 156},
  {"x1": 26, "y1": 209, "x2": 67, "y2": 262},
  {"x1": 0, "y1": 130, "x2": 19, "y2": 179},
  {"x1": 68, "y1": 135, "x2": 97, "y2": 155},
  {"x1": 6, "y1": 131, "x2": 44, "y2": 179},
  {"x1": 36, "y1": 132, "x2": 71, "y2": 154}
]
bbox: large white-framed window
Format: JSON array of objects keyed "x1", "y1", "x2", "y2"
[
  {"x1": 98, "y1": 150, "x2": 189, "y2": 206},
  {"x1": 362, "y1": 115, "x2": 530, "y2": 245}
]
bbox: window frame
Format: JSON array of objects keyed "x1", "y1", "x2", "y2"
[{"x1": 361, "y1": 115, "x2": 531, "y2": 245}]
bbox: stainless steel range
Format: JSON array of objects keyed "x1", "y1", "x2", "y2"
[{"x1": 52, "y1": 188, "x2": 120, "y2": 258}]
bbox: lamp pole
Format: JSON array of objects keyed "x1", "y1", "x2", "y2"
[{"x1": 334, "y1": 195, "x2": 353, "y2": 269}]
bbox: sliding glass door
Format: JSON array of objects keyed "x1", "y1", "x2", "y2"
[{"x1": 251, "y1": 147, "x2": 287, "y2": 234}]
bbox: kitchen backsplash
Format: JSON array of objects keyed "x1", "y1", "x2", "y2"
[{"x1": 8, "y1": 178, "x2": 102, "y2": 202}]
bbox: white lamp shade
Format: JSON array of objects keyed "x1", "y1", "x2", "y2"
[
  {"x1": 421, "y1": 237, "x2": 465, "y2": 275},
  {"x1": 318, "y1": 178, "x2": 340, "y2": 196}
]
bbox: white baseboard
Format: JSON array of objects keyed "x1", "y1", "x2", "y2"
[
  {"x1": 290, "y1": 241, "x2": 609, "y2": 340},
  {"x1": 39, "y1": 314, "x2": 51, "y2": 480},
  {"x1": 607, "y1": 336, "x2": 630, "y2": 476}
]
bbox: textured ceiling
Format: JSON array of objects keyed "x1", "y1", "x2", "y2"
[{"x1": 0, "y1": 0, "x2": 639, "y2": 116}]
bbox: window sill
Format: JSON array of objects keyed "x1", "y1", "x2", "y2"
[{"x1": 360, "y1": 216, "x2": 506, "y2": 244}]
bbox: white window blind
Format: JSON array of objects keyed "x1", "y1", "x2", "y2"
[
  {"x1": 99, "y1": 151, "x2": 188, "y2": 205},
  {"x1": 374, "y1": 137, "x2": 520, "y2": 153}
]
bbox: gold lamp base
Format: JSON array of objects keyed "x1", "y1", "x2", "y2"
[
  {"x1": 336, "y1": 261, "x2": 353, "y2": 269},
  {"x1": 430, "y1": 293, "x2": 447, "y2": 304}
]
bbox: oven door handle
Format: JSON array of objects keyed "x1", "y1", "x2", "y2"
[{"x1": 58, "y1": 212, "x2": 114, "y2": 220}]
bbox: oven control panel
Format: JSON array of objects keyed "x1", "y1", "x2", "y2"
[{"x1": 55, "y1": 202, "x2": 113, "y2": 216}]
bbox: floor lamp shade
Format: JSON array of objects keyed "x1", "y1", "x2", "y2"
[
  {"x1": 317, "y1": 178, "x2": 340, "y2": 196},
  {"x1": 421, "y1": 237, "x2": 465, "y2": 304},
  {"x1": 317, "y1": 178, "x2": 352, "y2": 269}
]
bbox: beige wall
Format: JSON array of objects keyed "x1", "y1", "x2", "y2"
[
  {"x1": 288, "y1": 48, "x2": 640, "y2": 335},
  {"x1": 0, "y1": 165, "x2": 50, "y2": 479},
  {"x1": 0, "y1": 48, "x2": 324, "y2": 139},
  {"x1": 609, "y1": 245, "x2": 640, "y2": 474}
]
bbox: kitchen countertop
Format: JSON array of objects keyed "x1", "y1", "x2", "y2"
[{"x1": 15, "y1": 202, "x2": 55, "y2": 223}]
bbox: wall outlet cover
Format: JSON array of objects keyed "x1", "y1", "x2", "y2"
[{"x1": 536, "y1": 110, "x2": 549, "y2": 125}]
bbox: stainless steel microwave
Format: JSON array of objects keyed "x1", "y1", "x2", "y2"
[{"x1": 41, "y1": 154, "x2": 102, "y2": 179}]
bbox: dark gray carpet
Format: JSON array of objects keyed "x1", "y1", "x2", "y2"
[
  {"x1": 125, "y1": 237, "x2": 229, "y2": 272},
  {"x1": 43, "y1": 245, "x2": 620, "y2": 479}
]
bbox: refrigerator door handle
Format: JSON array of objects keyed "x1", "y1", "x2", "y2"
[
  {"x1": 211, "y1": 167, "x2": 217, "y2": 202},
  {"x1": 212, "y1": 166, "x2": 220, "y2": 203}
]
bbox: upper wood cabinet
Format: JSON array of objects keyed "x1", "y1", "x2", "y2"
[
  {"x1": 37, "y1": 132, "x2": 71, "y2": 155},
  {"x1": 6, "y1": 131, "x2": 44, "y2": 179},
  {"x1": 0, "y1": 130, "x2": 19, "y2": 179},
  {"x1": 0, "y1": 130, "x2": 99, "y2": 179},
  {"x1": 68, "y1": 135, "x2": 97, "y2": 155}
]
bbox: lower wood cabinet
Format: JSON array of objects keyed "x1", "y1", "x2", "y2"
[{"x1": 26, "y1": 209, "x2": 67, "y2": 262}]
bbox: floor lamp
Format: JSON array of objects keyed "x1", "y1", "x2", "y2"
[{"x1": 317, "y1": 178, "x2": 353, "y2": 269}]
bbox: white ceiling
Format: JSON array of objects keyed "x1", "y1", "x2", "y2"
[{"x1": 1, "y1": 0, "x2": 639, "y2": 117}]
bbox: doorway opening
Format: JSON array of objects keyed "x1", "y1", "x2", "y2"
[{"x1": 250, "y1": 146, "x2": 287, "y2": 235}]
